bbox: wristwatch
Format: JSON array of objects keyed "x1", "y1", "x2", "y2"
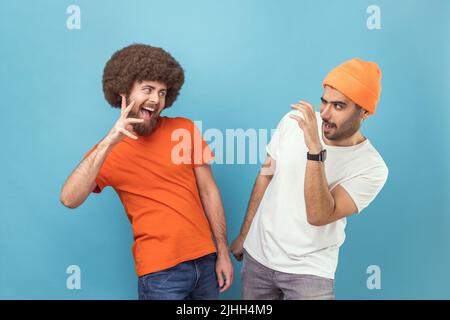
[{"x1": 307, "y1": 149, "x2": 327, "y2": 162}]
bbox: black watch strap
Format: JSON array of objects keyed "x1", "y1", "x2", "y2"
[{"x1": 307, "y1": 149, "x2": 327, "y2": 162}]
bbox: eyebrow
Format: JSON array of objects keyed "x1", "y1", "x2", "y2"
[
  {"x1": 142, "y1": 84, "x2": 167, "y2": 92},
  {"x1": 321, "y1": 97, "x2": 347, "y2": 106}
]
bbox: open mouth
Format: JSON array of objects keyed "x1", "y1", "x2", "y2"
[
  {"x1": 323, "y1": 122, "x2": 336, "y2": 132},
  {"x1": 139, "y1": 106, "x2": 156, "y2": 120}
]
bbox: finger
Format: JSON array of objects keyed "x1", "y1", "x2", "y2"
[
  {"x1": 293, "y1": 101, "x2": 313, "y2": 116},
  {"x1": 291, "y1": 105, "x2": 313, "y2": 122},
  {"x1": 123, "y1": 100, "x2": 136, "y2": 117},
  {"x1": 217, "y1": 270, "x2": 225, "y2": 290},
  {"x1": 129, "y1": 130, "x2": 138, "y2": 137},
  {"x1": 120, "y1": 95, "x2": 126, "y2": 113},
  {"x1": 289, "y1": 114, "x2": 304, "y2": 122},
  {"x1": 290, "y1": 104, "x2": 307, "y2": 114},
  {"x1": 125, "y1": 124, "x2": 138, "y2": 137},
  {"x1": 298, "y1": 101, "x2": 315, "y2": 115},
  {"x1": 120, "y1": 128, "x2": 138, "y2": 140},
  {"x1": 222, "y1": 271, "x2": 233, "y2": 292},
  {"x1": 220, "y1": 281, "x2": 229, "y2": 292},
  {"x1": 299, "y1": 100, "x2": 314, "y2": 109},
  {"x1": 127, "y1": 118, "x2": 144, "y2": 124},
  {"x1": 219, "y1": 273, "x2": 228, "y2": 293},
  {"x1": 289, "y1": 115, "x2": 305, "y2": 128}
]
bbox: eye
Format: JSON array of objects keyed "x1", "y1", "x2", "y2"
[
  {"x1": 334, "y1": 103, "x2": 342, "y2": 110},
  {"x1": 159, "y1": 91, "x2": 167, "y2": 97},
  {"x1": 143, "y1": 88, "x2": 151, "y2": 94}
]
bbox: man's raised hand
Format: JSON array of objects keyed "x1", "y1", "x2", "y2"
[{"x1": 105, "y1": 95, "x2": 143, "y2": 145}]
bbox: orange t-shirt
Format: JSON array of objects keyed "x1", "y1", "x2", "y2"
[{"x1": 84, "y1": 117, "x2": 216, "y2": 277}]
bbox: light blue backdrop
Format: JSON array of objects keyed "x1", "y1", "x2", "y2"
[{"x1": 1, "y1": 0, "x2": 449, "y2": 299}]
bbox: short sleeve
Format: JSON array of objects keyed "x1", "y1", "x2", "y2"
[
  {"x1": 82, "y1": 145, "x2": 110, "y2": 193},
  {"x1": 266, "y1": 128, "x2": 280, "y2": 160},
  {"x1": 190, "y1": 121, "x2": 215, "y2": 168},
  {"x1": 266, "y1": 113, "x2": 290, "y2": 160},
  {"x1": 339, "y1": 164, "x2": 389, "y2": 213}
]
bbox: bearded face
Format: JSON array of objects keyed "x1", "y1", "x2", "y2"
[
  {"x1": 321, "y1": 107, "x2": 362, "y2": 141},
  {"x1": 125, "y1": 80, "x2": 167, "y2": 136},
  {"x1": 320, "y1": 86, "x2": 366, "y2": 143}
]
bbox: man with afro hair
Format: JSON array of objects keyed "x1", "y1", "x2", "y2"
[{"x1": 60, "y1": 44, "x2": 233, "y2": 300}]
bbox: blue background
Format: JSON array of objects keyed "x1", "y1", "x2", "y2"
[{"x1": 1, "y1": 0, "x2": 449, "y2": 299}]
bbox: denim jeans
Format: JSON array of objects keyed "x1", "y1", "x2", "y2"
[
  {"x1": 138, "y1": 253, "x2": 219, "y2": 300},
  {"x1": 241, "y1": 250, "x2": 335, "y2": 300}
]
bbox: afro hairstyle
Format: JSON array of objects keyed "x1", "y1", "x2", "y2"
[{"x1": 102, "y1": 44, "x2": 185, "y2": 109}]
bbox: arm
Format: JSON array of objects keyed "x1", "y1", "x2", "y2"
[
  {"x1": 60, "y1": 140, "x2": 114, "y2": 208},
  {"x1": 231, "y1": 154, "x2": 275, "y2": 261},
  {"x1": 60, "y1": 96, "x2": 143, "y2": 209},
  {"x1": 290, "y1": 101, "x2": 358, "y2": 226},
  {"x1": 194, "y1": 164, "x2": 233, "y2": 292},
  {"x1": 304, "y1": 161, "x2": 358, "y2": 226}
]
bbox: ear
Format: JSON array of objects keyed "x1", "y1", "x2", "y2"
[{"x1": 362, "y1": 110, "x2": 371, "y2": 121}]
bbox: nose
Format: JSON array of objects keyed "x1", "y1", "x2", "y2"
[
  {"x1": 148, "y1": 91, "x2": 159, "y2": 105},
  {"x1": 320, "y1": 103, "x2": 332, "y2": 121}
]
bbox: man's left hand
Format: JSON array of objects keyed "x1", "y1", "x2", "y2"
[
  {"x1": 216, "y1": 251, "x2": 234, "y2": 293},
  {"x1": 289, "y1": 101, "x2": 323, "y2": 154}
]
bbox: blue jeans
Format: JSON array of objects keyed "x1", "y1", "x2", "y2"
[{"x1": 138, "y1": 253, "x2": 219, "y2": 300}]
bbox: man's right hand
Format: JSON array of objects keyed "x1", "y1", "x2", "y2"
[
  {"x1": 104, "y1": 95, "x2": 143, "y2": 146},
  {"x1": 231, "y1": 234, "x2": 246, "y2": 261}
]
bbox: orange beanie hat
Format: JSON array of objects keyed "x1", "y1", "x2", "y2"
[{"x1": 322, "y1": 58, "x2": 382, "y2": 114}]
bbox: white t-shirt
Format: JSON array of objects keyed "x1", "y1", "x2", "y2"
[{"x1": 244, "y1": 111, "x2": 389, "y2": 279}]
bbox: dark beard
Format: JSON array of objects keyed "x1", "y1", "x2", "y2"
[
  {"x1": 324, "y1": 109, "x2": 361, "y2": 141},
  {"x1": 126, "y1": 99, "x2": 161, "y2": 136},
  {"x1": 130, "y1": 112, "x2": 160, "y2": 136}
]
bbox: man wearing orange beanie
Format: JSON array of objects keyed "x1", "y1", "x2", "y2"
[{"x1": 231, "y1": 58, "x2": 389, "y2": 300}]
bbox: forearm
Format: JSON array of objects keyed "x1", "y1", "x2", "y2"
[
  {"x1": 304, "y1": 160, "x2": 334, "y2": 225},
  {"x1": 60, "y1": 138, "x2": 114, "y2": 208},
  {"x1": 201, "y1": 188, "x2": 229, "y2": 254},
  {"x1": 239, "y1": 173, "x2": 272, "y2": 238}
]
